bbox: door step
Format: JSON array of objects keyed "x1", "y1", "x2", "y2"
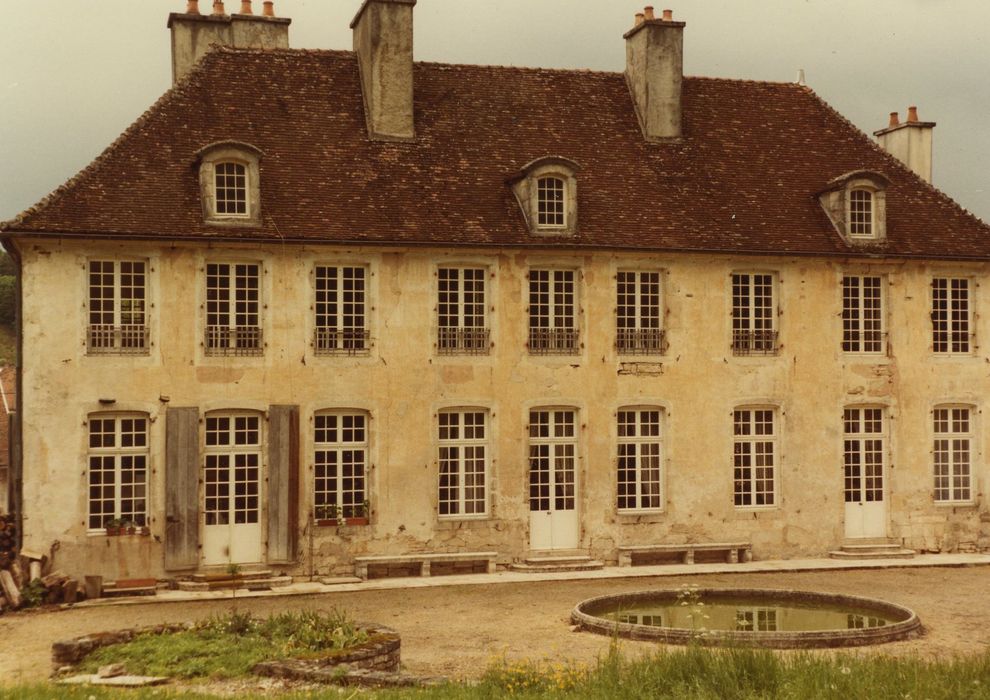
[
  {"x1": 509, "y1": 555, "x2": 604, "y2": 573},
  {"x1": 179, "y1": 570, "x2": 293, "y2": 591},
  {"x1": 829, "y1": 541, "x2": 915, "y2": 560}
]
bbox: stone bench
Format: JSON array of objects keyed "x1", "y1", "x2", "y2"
[
  {"x1": 617, "y1": 542, "x2": 753, "y2": 567},
  {"x1": 354, "y1": 552, "x2": 498, "y2": 580}
]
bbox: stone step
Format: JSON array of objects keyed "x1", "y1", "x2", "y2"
[
  {"x1": 509, "y1": 558, "x2": 604, "y2": 573},
  {"x1": 828, "y1": 548, "x2": 915, "y2": 560},
  {"x1": 191, "y1": 568, "x2": 274, "y2": 582},
  {"x1": 177, "y1": 575, "x2": 294, "y2": 592},
  {"x1": 318, "y1": 576, "x2": 364, "y2": 586},
  {"x1": 839, "y1": 543, "x2": 905, "y2": 554}
]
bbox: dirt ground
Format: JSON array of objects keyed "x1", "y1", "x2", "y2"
[{"x1": 1, "y1": 566, "x2": 989, "y2": 688}]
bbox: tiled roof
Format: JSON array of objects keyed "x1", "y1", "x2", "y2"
[{"x1": 4, "y1": 47, "x2": 989, "y2": 259}]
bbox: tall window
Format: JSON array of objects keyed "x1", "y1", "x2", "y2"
[
  {"x1": 205, "y1": 413, "x2": 261, "y2": 526},
  {"x1": 617, "y1": 408, "x2": 662, "y2": 512},
  {"x1": 87, "y1": 414, "x2": 148, "y2": 529},
  {"x1": 731, "y1": 273, "x2": 777, "y2": 355},
  {"x1": 214, "y1": 162, "x2": 248, "y2": 216},
  {"x1": 437, "y1": 267, "x2": 489, "y2": 355},
  {"x1": 843, "y1": 407, "x2": 884, "y2": 504},
  {"x1": 842, "y1": 275, "x2": 884, "y2": 353},
  {"x1": 848, "y1": 189, "x2": 874, "y2": 237},
  {"x1": 314, "y1": 265, "x2": 369, "y2": 355},
  {"x1": 616, "y1": 271, "x2": 664, "y2": 355},
  {"x1": 87, "y1": 260, "x2": 149, "y2": 354},
  {"x1": 733, "y1": 408, "x2": 776, "y2": 507},
  {"x1": 537, "y1": 177, "x2": 566, "y2": 228},
  {"x1": 932, "y1": 277, "x2": 971, "y2": 354},
  {"x1": 528, "y1": 409, "x2": 577, "y2": 512},
  {"x1": 438, "y1": 409, "x2": 488, "y2": 517},
  {"x1": 205, "y1": 262, "x2": 262, "y2": 356},
  {"x1": 529, "y1": 269, "x2": 578, "y2": 355},
  {"x1": 314, "y1": 411, "x2": 368, "y2": 520},
  {"x1": 933, "y1": 406, "x2": 973, "y2": 503}
]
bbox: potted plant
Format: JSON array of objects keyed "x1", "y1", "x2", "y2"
[
  {"x1": 315, "y1": 503, "x2": 338, "y2": 526},
  {"x1": 346, "y1": 500, "x2": 370, "y2": 526},
  {"x1": 125, "y1": 520, "x2": 137, "y2": 535},
  {"x1": 140, "y1": 524, "x2": 151, "y2": 536},
  {"x1": 105, "y1": 518, "x2": 124, "y2": 536}
]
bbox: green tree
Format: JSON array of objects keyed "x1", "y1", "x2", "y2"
[{"x1": 0, "y1": 276, "x2": 15, "y2": 325}]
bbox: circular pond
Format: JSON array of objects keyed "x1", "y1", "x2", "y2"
[{"x1": 571, "y1": 588, "x2": 921, "y2": 648}]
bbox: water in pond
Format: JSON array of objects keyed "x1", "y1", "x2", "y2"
[{"x1": 599, "y1": 597, "x2": 899, "y2": 632}]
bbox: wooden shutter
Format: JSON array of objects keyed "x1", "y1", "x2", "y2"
[
  {"x1": 267, "y1": 405, "x2": 300, "y2": 563},
  {"x1": 165, "y1": 406, "x2": 199, "y2": 570}
]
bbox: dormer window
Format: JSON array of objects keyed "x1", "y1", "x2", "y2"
[
  {"x1": 818, "y1": 170, "x2": 889, "y2": 245},
  {"x1": 215, "y1": 162, "x2": 248, "y2": 217},
  {"x1": 848, "y1": 189, "x2": 874, "y2": 237},
  {"x1": 197, "y1": 141, "x2": 263, "y2": 225},
  {"x1": 507, "y1": 156, "x2": 580, "y2": 235},
  {"x1": 537, "y1": 177, "x2": 566, "y2": 228}
]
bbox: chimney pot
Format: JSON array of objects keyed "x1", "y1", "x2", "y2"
[
  {"x1": 263, "y1": 1, "x2": 274, "y2": 17},
  {"x1": 213, "y1": 1, "x2": 225, "y2": 15},
  {"x1": 635, "y1": 12, "x2": 645, "y2": 25},
  {"x1": 907, "y1": 105, "x2": 919, "y2": 123},
  {"x1": 644, "y1": 6, "x2": 655, "y2": 20},
  {"x1": 662, "y1": 9, "x2": 673, "y2": 21},
  {"x1": 889, "y1": 111, "x2": 900, "y2": 128},
  {"x1": 240, "y1": 0, "x2": 252, "y2": 14},
  {"x1": 186, "y1": 0, "x2": 200, "y2": 14}
]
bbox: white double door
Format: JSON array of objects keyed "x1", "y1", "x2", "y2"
[
  {"x1": 528, "y1": 409, "x2": 580, "y2": 550},
  {"x1": 203, "y1": 448, "x2": 263, "y2": 566},
  {"x1": 843, "y1": 422, "x2": 887, "y2": 539}
]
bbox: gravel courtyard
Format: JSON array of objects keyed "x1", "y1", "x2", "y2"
[{"x1": 1, "y1": 566, "x2": 988, "y2": 687}]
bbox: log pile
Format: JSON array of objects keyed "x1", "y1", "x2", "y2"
[{"x1": 0, "y1": 514, "x2": 83, "y2": 614}]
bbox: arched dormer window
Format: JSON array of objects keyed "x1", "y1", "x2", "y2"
[
  {"x1": 507, "y1": 156, "x2": 580, "y2": 235},
  {"x1": 818, "y1": 170, "x2": 888, "y2": 245},
  {"x1": 196, "y1": 141, "x2": 263, "y2": 225}
]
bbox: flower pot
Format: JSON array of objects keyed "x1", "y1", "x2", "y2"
[
  {"x1": 140, "y1": 526, "x2": 151, "y2": 536},
  {"x1": 126, "y1": 526, "x2": 137, "y2": 535},
  {"x1": 316, "y1": 518, "x2": 339, "y2": 527},
  {"x1": 105, "y1": 527, "x2": 120, "y2": 536}
]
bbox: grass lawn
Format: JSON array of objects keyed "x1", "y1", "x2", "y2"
[{"x1": 9, "y1": 644, "x2": 990, "y2": 699}]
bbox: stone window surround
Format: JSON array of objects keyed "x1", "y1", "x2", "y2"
[
  {"x1": 197, "y1": 141, "x2": 263, "y2": 226},
  {"x1": 931, "y1": 402, "x2": 977, "y2": 506},
  {"x1": 436, "y1": 406, "x2": 491, "y2": 520},
  {"x1": 732, "y1": 403, "x2": 780, "y2": 510},
  {"x1": 615, "y1": 405, "x2": 665, "y2": 514},
  {"x1": 507, "y1": 156, "x2": 581, "y2": 236}
]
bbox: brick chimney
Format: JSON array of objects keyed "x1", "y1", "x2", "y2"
[
  {"x1": 873, "y1": 106, "x2": 936, "y2": 183},
  {"x1": 167, "y1": 0, "x2": 291, "y2": 85},
  {"x1": 351, "y1": 0, "x2": 417, "y2": 141},
  {"x1": 624, "y1": 7, "x2": 685, "y2": 141}
]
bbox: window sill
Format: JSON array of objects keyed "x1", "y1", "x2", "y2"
[
  {"x1": 933, "y1": 501, "x2": 978, "y2": 509},
  {"x1": 315, "y1": 517, "x2": 369, "y2": 527},
  {"x1": 436, "y1": 516, "x2": 491, "y2": 529},
  {"x1": 615, "y1": 510, "x2": 665, "y2": 523},
  {"x1": 88, "y1": 528, "x2": 151, "y2": 538},
  {"x1": 730, "y1": 506, "x2": 781, "y2": 519}
]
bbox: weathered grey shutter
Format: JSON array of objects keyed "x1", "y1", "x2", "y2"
[
  {"x1": 267, "y1": 405, "x2": 300, "y2": 563},
  {"x1": 165, "y1": 406, "x2": 199, "y2": 570}
]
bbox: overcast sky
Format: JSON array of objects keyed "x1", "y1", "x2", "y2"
[{"x1": 1, "y1": 0, "x2": 988, "y2": 224}]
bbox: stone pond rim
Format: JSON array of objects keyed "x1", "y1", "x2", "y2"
[{"x1": 571, "y1": 588, "x2": 923, "y2": 649}]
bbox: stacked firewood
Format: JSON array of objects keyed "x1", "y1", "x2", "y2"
[{"x1": 0, "y1": 515, "x2": 81, "y2": 613}]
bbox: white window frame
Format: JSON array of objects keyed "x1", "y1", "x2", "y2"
[
  {"x1": 313, "y1": 411, "x2": 369, "y2": 521},
  {"x1": 205, "y1": 261, "x2": 263, "y2": 356},
  {"x1": 616, "y1": 407, "x2": 663, "y2": 513},
  {"x1": 731, "y1": 272, "x2": 778, "y2": 356},
  {"x1": 536, "y1": 176, "x2": 567, "y2": 229},
  {"x1": 437, "y1": 267, "x2": 490, "y2": 355},
  {"x1": 204, "y1": 412, "x2": 262, "y2": 527},
  {"x1": 616, "y1": 270, "x2": 665, "y2": 355},
  {"x1": 528, "y1": 268, "x2": 579, "y2": 355},
  {"x1": 438, "y1": 408, "x2": 490, "y2": 519},
  {"x1": 197, "y1": 142, "x2": 262, "y2": 225},
  {"x1": 841, "y1": 275, "x2": 885, "y2": 354},
  {"x1": 87, "y1": 259, "x2": 149, "y2": 355},
  {"x1": 847, "y1": 188, "x2": 875, "y2": 238},
  {"x1": 932, "y1": 277, "x2": 973, "y2": 355},
  {"x1": 933, "y1": 405, "x2": 974, "y2": 504},
  {"x1": 313, "y1": 265, "x2": 370, "y2": 356},
  {"x1": 732, "y1": 407, "x2": 777, "y2": 508},
  {"x1": 87, "y1": 412, "x2": 149, "y2": 531},
  {"x1": 213, "y1": 161, "x2": 250, "y2": 218}
]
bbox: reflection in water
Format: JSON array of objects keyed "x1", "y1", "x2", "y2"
[{"x1": 603, "y1": 597, "x2": 898, "y2": 633}]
